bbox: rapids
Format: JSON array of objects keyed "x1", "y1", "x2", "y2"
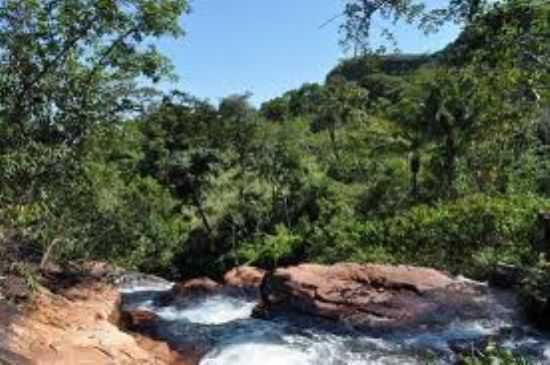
[{"x1": 120, "y1": 280, "x2": 550, "y2": 365}]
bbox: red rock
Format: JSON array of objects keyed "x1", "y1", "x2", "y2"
[
  {"x1": 121, "y1": 309, "x2": 161, "y2": 332},
  {"x1": 256, "y1": 263, "x2": 476, "y2": 329},
  {"x1": 158, "y1": 277, "x2": 222, "y2": 306},
  {"x1": 224, "y1": 266, "x2": 266, "y2": 288},
  {"x1": 0, "y1": 277, "x2": 198, "y2": 364},
  {"x1": 134, "y1": 334, "x2": 201, "y2": 365},
  {"x1": 172, "y1": 277, "x2": 222, "y2": 296}
]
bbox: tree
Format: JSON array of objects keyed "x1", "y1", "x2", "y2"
[
  {"x1": 139, "y1": 94, "x2": 221, "y2": 238},
  {"x1": 0, "y1": 0, "x2": 187, "y2": 146},
  {"x1": 286, "y1": 83, "x2": 325, "y2": 117},
  {"x1": 338, "y1": 0, "x2": 537, "y2": 54},
  {"x1": 218, "y1": 93, "x2": 261, "y2": 185},
  {"x1": 261, "y1": 96, "x2": 290, "y2": 122},
  {"x1": 313, "y1": 76, "x2": 368, "y2": 161},
  {"x1": 0, "y1": 0, "x2": 188, "y2": 268}
]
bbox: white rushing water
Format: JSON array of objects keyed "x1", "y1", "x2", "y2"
[
  {"x1": 121, "y1": 283, "x2": 550, "y2": 365},
  {"x1": 201, "y1": 343, "x2": 313, "y2": 365},
  {"x1": 155, "y1": 295, "x2": 256, "y2": 324},
  {"x1": 119, "y1": 284, "x2": 174, "y2": 294}
]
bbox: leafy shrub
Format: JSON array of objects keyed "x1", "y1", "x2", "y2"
[
  {"x1": 306, "y1": 194, "x2": 548, "y2": 278},
  {"x1": 359, "y1": 194, "x2": 547, "y2": 276},
  {"x1": 238, "y1": 225, "x2": 303, "y2": 268},
  {"x1": 461, "y1": 344, "x2": 532, "y2": 365}
]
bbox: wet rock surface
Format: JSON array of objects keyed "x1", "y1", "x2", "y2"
[
  {"x1": 173, "y1": 278, "x2": 222, "y2": 296},
  {"x1": 121, "y1": 308, "x2": 163, "y2": 333},
  {"x1": 255, "y1": 263, "x2": 484, "y2": 330}
]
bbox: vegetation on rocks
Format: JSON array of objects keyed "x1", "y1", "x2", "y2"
[{"x1": 462, "y1": 345, "x2": 532, "y2": 365}]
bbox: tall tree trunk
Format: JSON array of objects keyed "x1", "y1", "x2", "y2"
[
  {"x1": 193, "y1": 194, "x2": 216, "y2": 253},
  {"x1": 284, "y1": 196, "x2": 291, "y2": 229},
  {"x1": 329, "y1": 126, "x2": 339, "y2": 161},
  {"x1": 445, "y1": 128, "x2": 457, "y2": 198},
  {"x1": 409, "y1": 152, "x2": 420, "y2": 198},
  {"x1": 193, "y1": 194, "x2": 212, "y2": 234}
]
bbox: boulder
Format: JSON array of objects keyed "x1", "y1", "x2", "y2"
[
  {"x1": 172, "y1": 277, "x2": 221, "y2": 296},
  {"x1": 159, "y1": 277, "x2": 222, "y2": 305},
  {"x1": 256, "y1": 263, "x2": 478, "y2": 329},
  {"x1": 224, "y1": 266, "x2": 266, "y2": 288}
]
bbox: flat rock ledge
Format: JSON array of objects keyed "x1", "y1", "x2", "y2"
[
  {"x1": 0, "y1": 277, "x2": 195, "y2": 365},
  {"x1": 254, "y1": 263, "x2": 483, "y2": 330}
]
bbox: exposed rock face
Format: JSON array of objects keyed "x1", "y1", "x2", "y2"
[
  {"x1": 0, "y1": 278, "x2": 195, "y2": 365},
  {"x1": 119, "y1": 308, "x2": 207, "y2": 364},
  {"x1": 256, "y1": 263, "x2": 479, "y2": 329},
  {"x1": 224, "y1": 266, "x2": 266, "y2": 288}
]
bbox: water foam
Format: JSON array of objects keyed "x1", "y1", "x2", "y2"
[
  {"x1": 201, "y1": 342, "x2": 312, "y2": 365},
  {"x1": 156, "y1": 295, "x2": 256, "y2": 324},
  {"x1": 119, "y1": 283, "x2": 174, "y2": 294},
  {"x1": 121, "y1": 285, "x2": 550, "y2": 365}
]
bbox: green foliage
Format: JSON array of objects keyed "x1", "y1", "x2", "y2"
[
  {"x1": 1, "y1": 0, "x2": 549, "y2": 300},
  {"x1": 0, "y1": 0, "x2": 188, "y2": 146},
  {"x1": 304, "y1": 194, "x2": 548, "y2": 277},
  {"x1": 239, "y1": 225, "x2": 302, "y2": 267},
  {"x1": 259, "y1": 83, "x2": 324, "y2": 120},
  {"x1": 462, "y1": 344, "x2": 532, "y2": 365},
  {"x1": 328, "y1": 54, "x2": 431, "y2": 81},
  {"x1": 340, "y1": 0, "x2": 498, "y2": 53},
  {"x1": 0, "y1": 0, "x2": 189, "y2": 272},
  {"x1": 365, "y1": 195, "x2": 546, "y2": 276}
]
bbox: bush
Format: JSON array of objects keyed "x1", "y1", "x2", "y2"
[
  {"x1": 360, "y1": 194, "x2": 548, "y2": 276},
  {"x1": 238, "y1": 225, "x2": 303, "y2": 268},
  {"x1": 461, "y1": 344, "x2": 532, "y2": 365},
  {"x1": 305, "y1": 194, "x2": 548, "y2": 278}
]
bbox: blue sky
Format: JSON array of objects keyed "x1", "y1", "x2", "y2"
[{"x1": 156, "y1": 0, "x2": 461, "y2": 106}]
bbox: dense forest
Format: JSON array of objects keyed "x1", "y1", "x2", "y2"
[{"x1": 0, "y1": 0, "x2": 549, "y2": 319}]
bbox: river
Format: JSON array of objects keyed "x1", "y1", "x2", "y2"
[{"x1": 119, "y1": 279, "x2": 550, "y2": 364}]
